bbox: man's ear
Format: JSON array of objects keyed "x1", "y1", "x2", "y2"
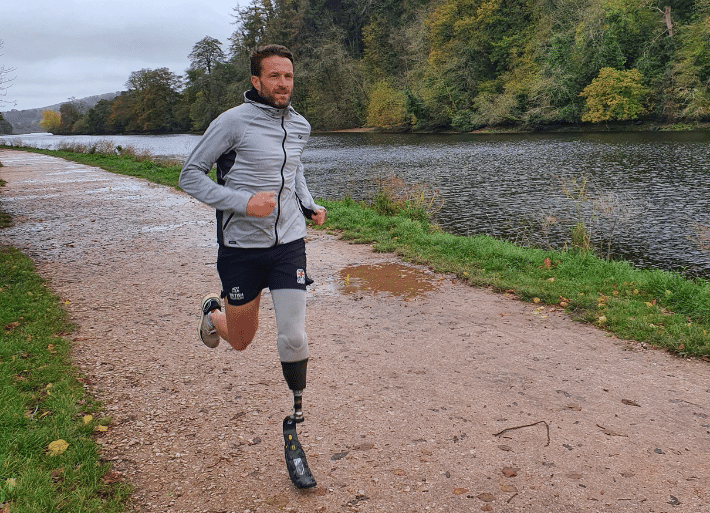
[{"x1": 250, "y1": 75, "x2": 260, "y2": 91}]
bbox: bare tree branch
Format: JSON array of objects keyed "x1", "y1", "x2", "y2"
[{"x1": 0, "y1": 39, "x2": 17, "y2": 107}]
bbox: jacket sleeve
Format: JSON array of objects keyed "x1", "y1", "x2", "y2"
[
  {"x1": 294, "y1": 160, "x2": 322, "y2": 217},
  {"x1": 178, "y1": 111, "x2": 252, "y2": 215}
]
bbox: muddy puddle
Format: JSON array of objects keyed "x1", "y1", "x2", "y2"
[{"x1": 338, "y1": 262, "x2": 437, "y2": 299}]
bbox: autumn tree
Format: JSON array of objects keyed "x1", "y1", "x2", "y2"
[
  {"x1": 39, "y1": 109, "x2": 61, "y2": 133},
  {"x1": 366, "y1": 80, "x2": 406, "y2": 128},
  {"x1": 229, "y1": 0, "x2": 275, "y2": 56},
  {"x1": 82, "y1": 99, "x2": 114, "y2": 134},
  {"x1": 189, "y1": 36, "x2": 225, "y2": 75},
  {"x1": 665, "y1": 0, "x2": 710, "y2": 119},
  {"x1": 579, "y1": 68, "x2": 648, "y2": 122},
  {"x1": 184, "y1": 37, "x2": 231, "y2": 130},
  {"x1": 125, "y1": 68, "x2": 185, "y2": 132},
  {"x1": 57, "y1": 100, "x2": 84, "y2": 134}
]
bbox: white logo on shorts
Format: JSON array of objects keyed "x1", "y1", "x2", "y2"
[
  {"x1": 229, "y1": 287, "x2": 244, "y2": 301},
  {"x1": 296, "y1": 269, "x2": 306, "y2": 285}
]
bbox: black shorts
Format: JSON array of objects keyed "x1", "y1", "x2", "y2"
[{"x1": 217, "y1": 238, "x2": 310, "y2": 306}]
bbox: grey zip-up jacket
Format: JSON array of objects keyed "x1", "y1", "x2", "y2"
[{"x1": 179, "y1": 91, "x2": 321, "y2": 248}]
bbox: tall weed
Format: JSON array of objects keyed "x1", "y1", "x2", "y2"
[{"x1": 371, "y1": 173, "x2": 444, "y2": 222}]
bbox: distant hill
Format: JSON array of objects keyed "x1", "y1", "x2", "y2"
[{"x1": 0, "y1": 92, "x2": 122, "y2": 134}]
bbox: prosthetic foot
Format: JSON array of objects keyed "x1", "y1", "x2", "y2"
[{"x1": 283, "y1": 416, "x2": 316, "y2": 488}]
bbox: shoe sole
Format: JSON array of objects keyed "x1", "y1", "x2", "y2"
[{"x1": 198, "y1": 294, "x2": 220, "y2": 348}]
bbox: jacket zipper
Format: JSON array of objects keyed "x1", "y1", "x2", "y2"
[{"x1": 273, "y1": 114, "x2": 287, "y2": 246}]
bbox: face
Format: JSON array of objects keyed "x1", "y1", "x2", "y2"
[{"x1": 251, "y1": 55, "x2": 294, "y2": 109}]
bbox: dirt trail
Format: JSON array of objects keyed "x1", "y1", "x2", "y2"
[{"x1": 1, "y1": 149, "x2": 709, "y2": 513}]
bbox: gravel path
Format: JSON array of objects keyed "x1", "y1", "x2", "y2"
[{"x1": 1, "y1": 149, "x2": 709, "y2": 513}]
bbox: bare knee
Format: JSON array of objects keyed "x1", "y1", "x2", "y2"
[{"x1": 227, "y1": 324, "x2": 258, "y2": 351}]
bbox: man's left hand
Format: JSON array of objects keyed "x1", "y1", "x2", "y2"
[{"x1": 311, "y1": 208, "x2": 327, "y2": 226}]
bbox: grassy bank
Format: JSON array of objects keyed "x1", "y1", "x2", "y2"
[
  {"x1": 2, "y1": 143, "x2": 710, "y2": 360},
  {"x1": 0, "y1": 172, "x2": 131, "y2": 511}
]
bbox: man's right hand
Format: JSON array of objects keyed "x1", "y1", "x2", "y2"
[{"x1": 246, "y1": 191, "x2": 277, "y2": 217}]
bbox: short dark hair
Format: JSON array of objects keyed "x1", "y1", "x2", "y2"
[{"x1": 250, "y1": 44, "x2": 294, "y2": 77}]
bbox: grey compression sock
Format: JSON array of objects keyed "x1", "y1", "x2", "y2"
[{"x1": 271, "y1": 288, "x2": 309, "y2": 363}]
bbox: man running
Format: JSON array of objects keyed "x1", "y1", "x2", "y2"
[{"x1": 178, "y1": 44, "x2": 325, "y2": 488}]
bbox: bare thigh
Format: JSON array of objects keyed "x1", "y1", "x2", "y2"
[{"x1": 224, "y1": 294, "x2": 261, "y2": 351}]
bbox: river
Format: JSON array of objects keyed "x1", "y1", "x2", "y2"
[{"x1": 3, "y1": 131, "x2": 710, "y2": 277}]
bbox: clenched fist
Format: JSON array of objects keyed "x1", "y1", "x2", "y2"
[
  {"x1": 246, "y1": 191, "x2": 277, "y2": 217},
  {"x1": 310, "y1": 207, "x2": 327, "y2": 226}
]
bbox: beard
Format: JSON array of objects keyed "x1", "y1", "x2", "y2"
[{"x1": 258, "y1": 86, "x2": 292, "y2": 109}]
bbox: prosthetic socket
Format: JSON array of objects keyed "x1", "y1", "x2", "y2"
[{"x1": 281, "y1": 358, "x2": 307, "y2": 423}]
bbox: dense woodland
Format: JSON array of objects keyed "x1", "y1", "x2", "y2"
[{"x1": 42, "y1": 0, "x2": 710, "y2": 134}]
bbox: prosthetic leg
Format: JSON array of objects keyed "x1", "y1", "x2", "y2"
[{"x1": 273, "y1": 289, "x2": 316, "y2": 488}]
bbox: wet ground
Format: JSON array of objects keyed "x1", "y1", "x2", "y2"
[{"x1": 1, "y1": 149, "x2": 710, "y2": 513}]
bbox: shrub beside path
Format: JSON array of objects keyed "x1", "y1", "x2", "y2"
[{"x1": 1, "y1": 149, "x2": 709, "y2": 513}]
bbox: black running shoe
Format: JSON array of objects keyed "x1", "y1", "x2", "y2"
[{"x1": 283, "y1": 416, "x2": 316, "y2": 488}]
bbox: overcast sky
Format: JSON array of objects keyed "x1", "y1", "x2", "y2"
[{"x1": 2, "y1": 0, "x2": 241, "y2": 112}]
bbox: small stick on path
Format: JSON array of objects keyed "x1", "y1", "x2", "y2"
[{"x1": 494, "y1": 421, "x2": 550, "y2": 446}]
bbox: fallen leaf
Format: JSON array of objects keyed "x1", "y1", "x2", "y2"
[
  {"x1": 533, "y1": 297, "x2": 541, "y2": 303},
  {"x1": 501, "y1": 467, "x2": 518, "y2": 478},
  {"x1": 102, "y1": 471, "x2": 122, "y2": 484},
  {"x1": 393, "y1": 469, "x2": 405, "y2": 476},
  {"x1": 621, "y1": 399, "x2": 640, "y2": 407},
  {"x1": 4, "y1": 321, "x2": 19, "y2": 332},
  {"x1": 477, "y1": 492, "x2": 496, "y2": 502},
  {"x1": 47, "y1": 439, "x2": 69, "y2": 456},
  {"x1": 566, "y1": 472, "x2": 583, "y2": 479},
  {"x1": 499, "y1": 483, "x2": 518, "y2": 492},
  {"x1": 566, "y1": 403, "x2": 582, "y2": 411},
  {"x1": 6, "y1": 478, "x2": 17, "y2": 490},
  {"x1": 453, "y1": 487, "x2": 468, "y2": 495},
  {"x1": 543, "y1": 258, "x2": 552, "y2": 269},
  {"x1": 83, "y1": 415, "x2": 93, "y2": 424},
  {"x1": 94, "y1": 425, "x2": 108, "y2": 432}
]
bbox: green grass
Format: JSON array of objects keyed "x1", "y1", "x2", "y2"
[
  {"x1": 3, "y1": 144, "x2": 710, "y2": 359},
  {"x1": 0, "y1": 168, "x2": 130, "y2": 511}
]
